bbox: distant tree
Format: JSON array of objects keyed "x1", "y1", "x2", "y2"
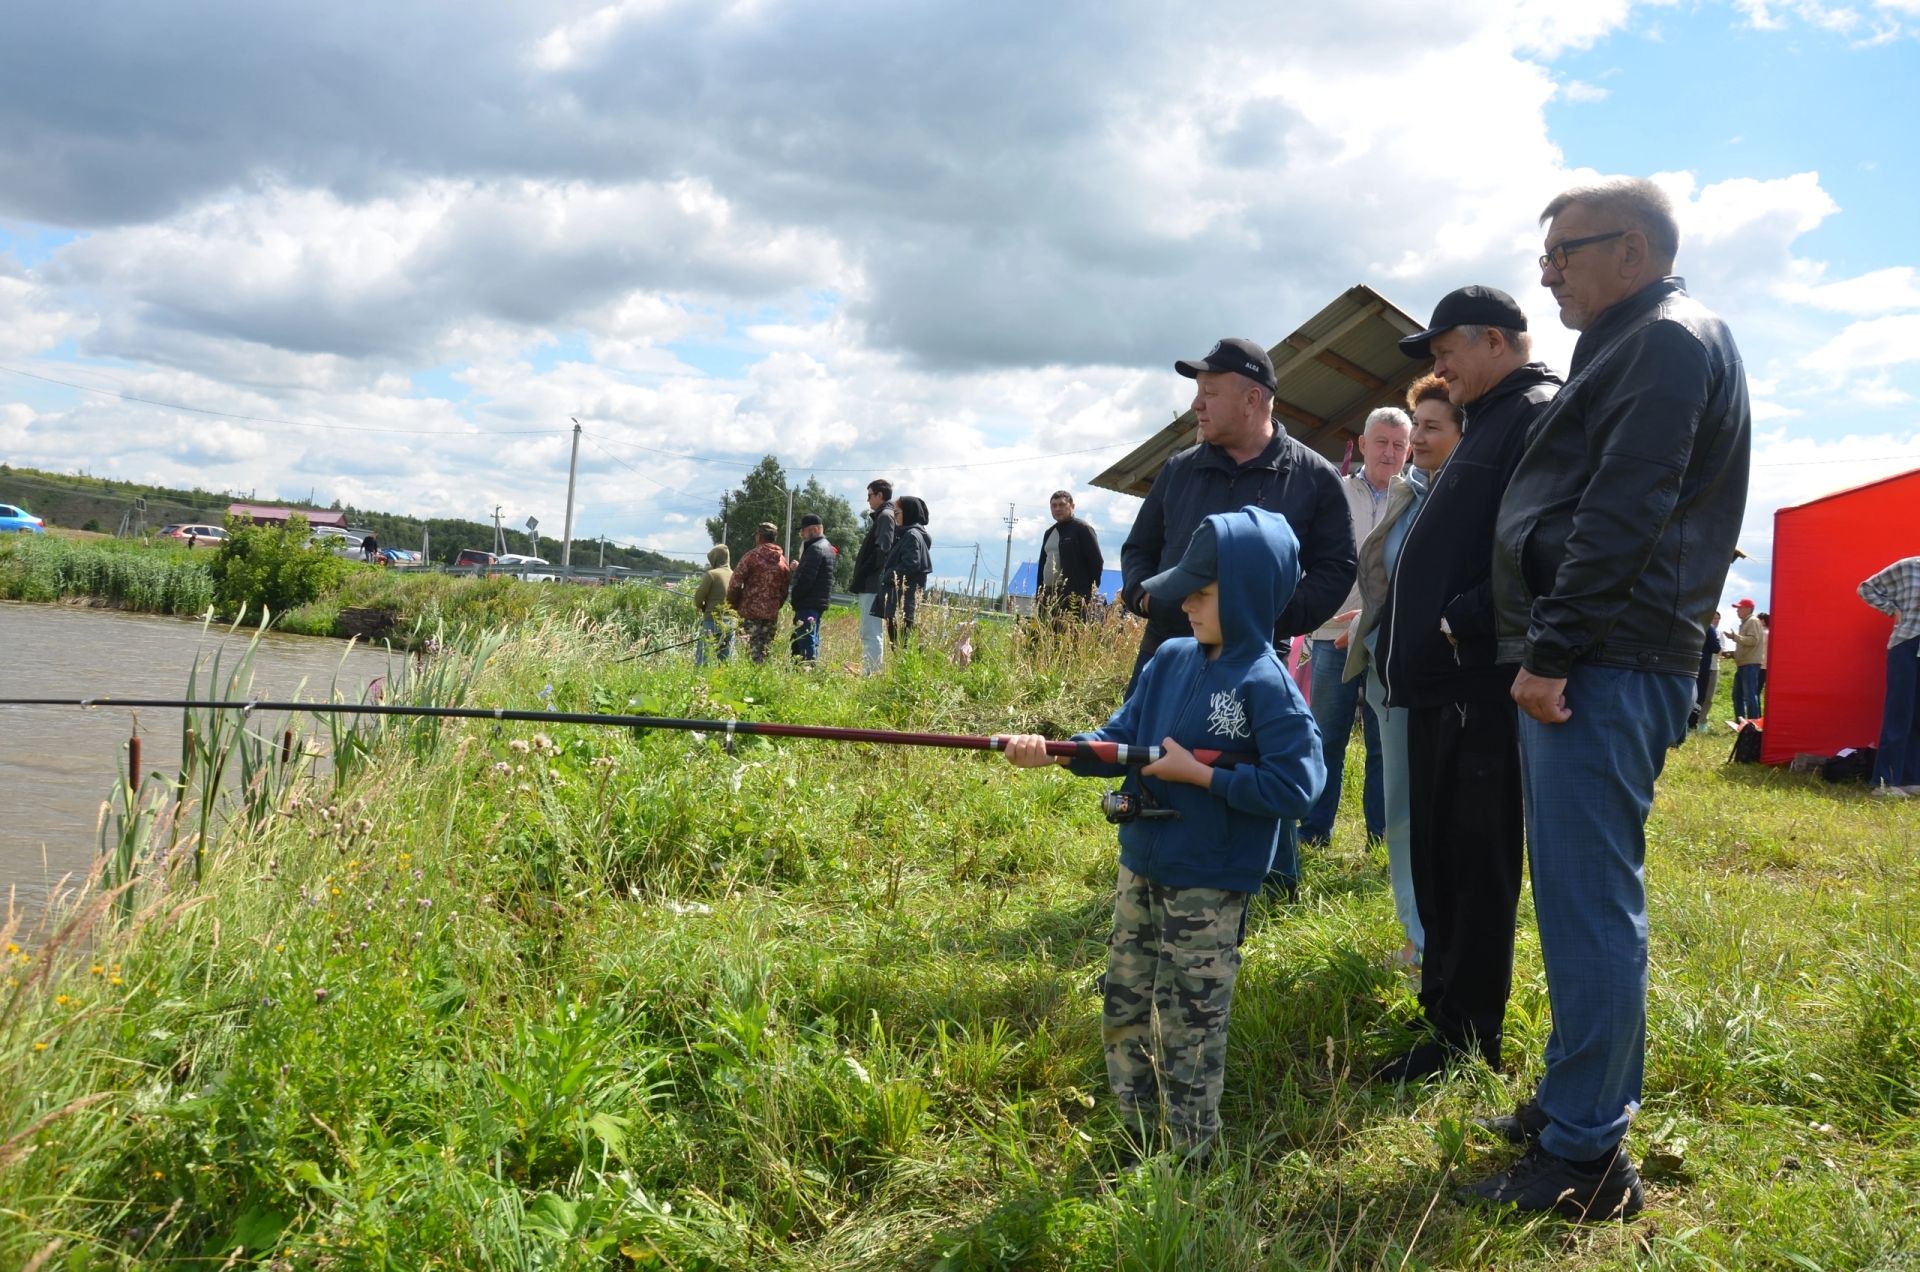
[
  {"x1": 705, "y1": 455, "x2": 792, "y2": 567},
  {"x1": 208, "y1": 514, "x2": 346, "y2": 621}
]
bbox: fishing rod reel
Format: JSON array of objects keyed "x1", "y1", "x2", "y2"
[{"x1": 1100, "y1": 788, "x2": 1181, "y2": 825}]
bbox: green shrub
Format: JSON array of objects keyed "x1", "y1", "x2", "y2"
[{"x1": 207, "y1": 514, "x2": 346, "y2": 621}]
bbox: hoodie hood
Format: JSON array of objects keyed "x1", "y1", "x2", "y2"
[
  {"x1": 1207, "y1": 506, "x2": 1300, "y2": 656},
  {"x1": 707, "y1": 544, "x2": 731, "y2": 568}
]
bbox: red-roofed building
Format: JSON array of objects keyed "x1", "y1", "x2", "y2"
[{"x1": 227, "y1": 503, "x2": 348, "y2": 529}]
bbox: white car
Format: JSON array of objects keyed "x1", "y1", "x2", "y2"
[{"x1": 493, "y1": 553, "x2": 557, "y2": 582}]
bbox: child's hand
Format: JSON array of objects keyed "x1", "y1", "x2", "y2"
[
  {"x1": 1000, "y1": 734, "x2": 1060, "y2": 768},
  {"x1": 1140, "y1": 737, "x2": 1213, "y2": 788}
]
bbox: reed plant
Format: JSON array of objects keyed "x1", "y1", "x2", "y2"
[{"x1": 1, "y1": 609, "x2": 1915, "y2": 1268}]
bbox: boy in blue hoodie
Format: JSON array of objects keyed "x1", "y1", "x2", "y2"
[{"x1": 1003, "y1": 507, "x2": 1325, "y2": 1161}]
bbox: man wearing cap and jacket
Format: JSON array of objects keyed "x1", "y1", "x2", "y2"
[
  {"x1": 1367, "y1": 286, "x2": 1562, "y2": 1086},
  {"x1": 788, "y1": 514, "x2": 835, "y2": 663},
  {"x1": 1728, "y1": 598, "x2": 1764, "y2": 720},
  {"x1": 1120, "y1": 336, "x2": 1356, "y2": 898}
]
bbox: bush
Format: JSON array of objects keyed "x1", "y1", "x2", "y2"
[{"x1": 207, "y1": 514, "x2": 347, "y2": 621}]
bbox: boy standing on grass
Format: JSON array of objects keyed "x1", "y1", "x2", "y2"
[{"x1": 1002, "y1": 507, "x2": 1325, "y2": 1164}]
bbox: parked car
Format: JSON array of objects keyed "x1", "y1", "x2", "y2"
[
  {"x1": 454, "y1": 548, "x2": 497, "y2": 569},
  {"x1": 493, "y1": 553, "x2": 557, "y2": 582},
  {"x1": 0, "y1": 503, "x2": 46, "y2": 534},
  {"x1": 158, "y1": 523, "x2": 228, "y2": 547}
]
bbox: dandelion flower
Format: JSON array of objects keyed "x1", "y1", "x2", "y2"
[{"x1": 34, "y1": 1042, "x2": 48, "y2": 1052}]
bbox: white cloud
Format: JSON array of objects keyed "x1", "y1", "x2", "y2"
[
  {"x1": 1776, "y1": 265, "x2": 1920, "y2": 314},
  {"x1": 1802, "y1": 314, "x2": 1920, "y2": 372},
  {"x1": 1560, "y1": 78, "x2": 1612, "y2": 101}
]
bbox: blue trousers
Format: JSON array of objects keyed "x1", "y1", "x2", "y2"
[
  {"x1": 1300, "y1": 640, "x2": 1385, "y2": 843},
  {"x1": 1364, "y1": 667, "x2": 1422, "y2": 954},
  {"x1": 1518, "y1": 665, "x2": 1692, "y2": 1162},
  {"x1": 1731, "y1": 663, "x2": 1763, "y2": 721},
  {"x1": 789, "y1": 609, "x2": 823, "y2": 661},
  {"x1": 1875, "y1": 636, "x2": 1920, "y2": 788}
]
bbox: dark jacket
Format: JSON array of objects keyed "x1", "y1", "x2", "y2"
[
  {"x1": 1038, "y1": 516, "x2": 1104, "y2": 603},
  {"x1": 788, "y1": 534, "x2": 835, "y2": 612},
  {"x1": 1493, "y1": 278, "x2": 1750, "y2": 678},
  {"x1": 1120, "y1": 428, "x2": 1355, "y2": 653},
  {"x1": 1379, "y1": 362, "x2": 1562, "y2": 708},
  {"x1": 1069, "y1": 508, "x2": 1325, "y2": 893},
  {"x1": 848, "y1": 501, "x2": 896, "y2": 594}
]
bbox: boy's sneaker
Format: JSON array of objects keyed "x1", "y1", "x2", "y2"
[
  {"x1": 1473, "y1": 1098, "x2": 1549, "y2": 1145},
  {"x1": 1369, "y1": 1040, "x2": 1456, "y2": 1085},
  {"x1": 1455, "y1": 1143, "x2": 1645, "y2": 1221}
]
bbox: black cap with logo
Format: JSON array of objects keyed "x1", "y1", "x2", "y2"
[
  {"x1": 1175, "y1": 337, "x2": 1277, "y2": 395},
  {"x1": 1398, "y1": 286, "x2": 1529, "y2": 359}
]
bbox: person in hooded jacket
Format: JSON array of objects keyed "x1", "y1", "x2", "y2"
[
  {"x1": 691, "y1": 543, "x2": 733, "y2": 665},
  {"x1": 1368, "y1": 286, "x2": 1562, "y2": 1085},
  {"x1": 1002, "y1": 507, "x2": 1325, "y2": 1165},
  {"x1": 848, "y1": 479, "x2": 896, "y2": 673},
  {"x1": 874, "y1": 496, "x2": 932, "y2": 646}
]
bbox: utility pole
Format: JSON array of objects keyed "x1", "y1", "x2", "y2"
[
  {"x1": 561, "y1": 418, "x2": 582, "y2": 574},
  {"x1": 598, "y1": 536, "x2": 606, "y2": 568},
  {"x1": 493, "y1": 506, "x2": 505, "y2": 556},
  {"x1": 1000, "y1": 503, "x2": 1018, "y2": 612},
  {"x1": 783, "y1": 485, "x2": 797, "y2": 558},
  {"x1": 720, "y1": 491, "x2": 731, "y2": 549}
]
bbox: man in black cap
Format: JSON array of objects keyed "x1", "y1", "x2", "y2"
[
  {"x1": 787, "y1": 512, "x2": 835, "y2": 662},
  {"x1": 1120, "y1": 337, "x2": 1356, "y2": 898},
  {"x1": 1368, "y1": 287, "x2": 1562, "y2": 1085}
]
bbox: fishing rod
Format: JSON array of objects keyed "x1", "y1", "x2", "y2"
[{"x1": 0, "y1": 697, "x2": 1251, "y2": 768}]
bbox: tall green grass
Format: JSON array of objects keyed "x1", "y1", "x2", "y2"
[{"x1": 1, "y1": 608, "x2": 1914, "y2": 1268}]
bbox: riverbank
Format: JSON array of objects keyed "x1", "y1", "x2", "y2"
[
  {"x1": 0, "y1": 532, "x2": 697, "y2": 643},
  {"x1": 2, "y1": 610, "x2": 1914, "y2": 1267}
]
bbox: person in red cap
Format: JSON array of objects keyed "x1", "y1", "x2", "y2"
[{"x1": 1728, "y1": 598, "x2": 1764, "y2": 720}]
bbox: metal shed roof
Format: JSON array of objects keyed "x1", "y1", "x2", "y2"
[{"x1": 1091, "y1": 285, "x2": 1427, "y2": 497}]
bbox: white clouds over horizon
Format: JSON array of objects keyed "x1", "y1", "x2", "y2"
[{"x1": 0, "y1": 0, "x2": 1915, "y2": 600}]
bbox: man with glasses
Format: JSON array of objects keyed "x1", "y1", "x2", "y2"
[{"x1": 1460, "y1": 178, "x2": 1750, "y2": 1221}]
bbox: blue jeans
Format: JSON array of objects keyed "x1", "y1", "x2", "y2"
[
  {"x1": 1365, "y1": 667, "x2": 1422, "y2": 954},
  {"x1": 1300, "y1": 640, "x2": 1384, "y2": 843},
  {"x1": 695, "y1": 615, "x2": 731, "y2": 666},
  {"x1": 1518, "y1": 665, "x2": 1691, "y2": 1161},
  {"x1": 1875, "y1": 636, "x2": 1920, "y2": 788},
  {"x1": 1732, "y1": 663, "x2": 1763, "y2": 721},
  {"x1": 789, "y1": 609, "x2": 822, "y2": 661}
]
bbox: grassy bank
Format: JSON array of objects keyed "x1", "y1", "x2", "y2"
[
  {"x1": 1, "y1": 610, "x2": 1915, "y2": 1268},
  {"x1": 0, "y1": 532, "x2": 698, "y2": 643}
]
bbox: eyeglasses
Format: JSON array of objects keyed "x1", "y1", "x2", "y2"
[{"x1": 1539, "y1": 230, "x2": 1626, "y2": 272}]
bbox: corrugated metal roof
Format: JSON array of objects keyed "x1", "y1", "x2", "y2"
[
  {"x1": 1091, "y1": 284, "x2": 1426, "y2": 496},
  {"x1": 228, "y1": 503, "x2": 348, "y2": 528}
]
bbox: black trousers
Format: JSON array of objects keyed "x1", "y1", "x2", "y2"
[{"x1": 1406, "y1": 698, "x2": 1524, "y2": 1066}]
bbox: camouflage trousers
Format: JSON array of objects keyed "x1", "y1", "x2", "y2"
[
  {"x1": 1104, "y1": 864, "x2": 1249, "y2": 1155},
  {"x1": 740, "y1": 617, "x2": 779, "y2": 663}
]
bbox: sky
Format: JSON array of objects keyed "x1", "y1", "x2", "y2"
[{"x1": 3, "y1": 0, "x2": 1918, "y2": 610}]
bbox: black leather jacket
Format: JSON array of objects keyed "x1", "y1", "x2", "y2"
[
  {"x1": 1379, "y1": 362, "x2": 1561, "y2": 708},
  {"x1": 1493, "y1": 278, "x2": 1750, "y2": 678}
]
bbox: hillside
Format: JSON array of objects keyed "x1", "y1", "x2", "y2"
[{"x1": 0, "y1": 463, "x2": 696, "y2": 574}]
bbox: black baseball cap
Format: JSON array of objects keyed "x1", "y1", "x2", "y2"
[
  {"x1": 1398, "y1": 286, "x2": 1529, "y2": 359},
  {"x1": 1141, "y1": 518, "x2": 1221, "y2": 604},
  {"x1": 1175, "y1": 337, "x2": 1277, "y2": 395},
  {"x1": 798, "y1": 513, "x2": 823, "y2": 529}
]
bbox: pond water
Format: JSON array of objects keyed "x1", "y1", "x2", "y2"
[{"x1": 0, "y1": 603, "x2": 392, "y2": 927}]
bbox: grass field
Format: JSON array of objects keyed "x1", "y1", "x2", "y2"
[{"x1": 1, "y1": 605, "x2": 1914, "y2": 1269}]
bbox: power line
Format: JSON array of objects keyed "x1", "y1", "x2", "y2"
[{"x1": 0, "y1": 364, "x2": 554, "y2": 437}]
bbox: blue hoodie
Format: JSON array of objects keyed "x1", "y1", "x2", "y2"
[{"x1": 1070, "y1": 508, "x2": 1326, "y2": 893}]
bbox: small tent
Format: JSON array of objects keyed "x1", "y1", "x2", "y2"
[{"x1": 1761, "y1": 467, "x2": 1920, "y2": 765}]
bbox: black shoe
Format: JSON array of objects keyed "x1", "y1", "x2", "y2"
[
  {"x1": 1261, "y1": 877, "x2": 1300, "y2": 904},
  {"x1": 1474, "y1": 1098, "x2": 1549, "y2": 1145},
  {"x1": 1369, "y1": 1040, "x2": 1455, "y2": 1085},
  {"x1": 1455, "y1": 1143, "x2": 1645, "y2": 1221}
]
